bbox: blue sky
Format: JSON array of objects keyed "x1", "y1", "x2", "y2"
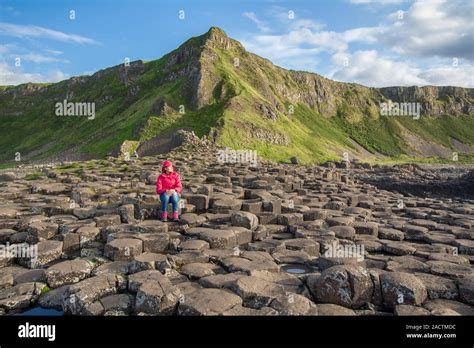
[{"x1": 0, "y1": 0, "x2": 473, "y2": 87}]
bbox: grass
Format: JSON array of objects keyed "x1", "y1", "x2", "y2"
[{"x1": 0, "y1": 28, "x2": 472, "y2": 167}]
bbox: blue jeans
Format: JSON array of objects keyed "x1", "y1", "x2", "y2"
[{"x1": 160, "y1": 192, "x2": 180, "y2": 213}]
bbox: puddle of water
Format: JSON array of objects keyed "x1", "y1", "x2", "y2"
[
  {"x1": 281, "y1": 264, "x2": 312, "y2": 274},
  {"x1": 15, "y1": 307, "x2": 63, "y2": 316}
]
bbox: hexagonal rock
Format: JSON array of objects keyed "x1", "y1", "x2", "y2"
[
  {"x1": 428, "y1": 253, "x2": 469, "y2": 265},
  {"x1": 382, "y1": 241, "x2": 416, "y2": 256},
  {"x1": 135, "y1": 279, "x2": 181, "y2": 315},
  {"x1": 20, "y1": 240, "x2": 64, "y2": 268},
  {"x1": 131, "y1": 220, "x2": 168, "y2": 234},
  {"x1": 118, "y1": 204, "x2": 136, "y2": 223},
  {"x1": 168, "y1": 251, "x2": 209, "y2": 268},
  {"x1": 394, "y1": 305, "x2": 431, "y2": 316},
  {"x1": 180, "y1": 213, "x2": 207, "y2": 226},
  {"x1": 380, "y1": 272, "x2": 427, "y2": 310},
  {"x1": 177, "y1": 288, "x2": 242, "y2": 315},
  {"x1": 0, "y1": 207, "x2": 17, "y2": 219},
  {"x1": 353, "y1": 222, "x2": 379, "y2": 236},
  {"x1": 317, "y1": 255, "x2": 366, "y2": 271},
  {"x1": 284, "y1": 239, "x2": 320, "y2": 256},
  {"x1": 38, "y1": 285, "x2": 70, "y2": 309},
  {"x1": 212, "y1": 199, "x2": 242, "y2": 212},
  {"x1": 180, "y1": 262, "x2": 223, "y2": 280},
  {"x1": 402, "y1": 225, "x2": 428, "y2": 241},
  {"x1": 270, "y1": 293, "x2": 318, "y2": 315},
  {"x1": 329, "y1": 226, "x2": 356, "y2": 240},
  {"x1": 220, "y1": 256, "x2": 279, "y2": 274},
  {"x1": 128, "y1": 270, "x2": 169, "y2": 292},
  {"x1": 0, "y1": 228, "x2": 16, "y2": 243},
  {"x1": 100, "y1": 293, "x2": 133, "y2": 315},
  {"x1": 196, "y1": 229, "x2": 237, "y2": 249},
  {"x1": 129, "y1": 252, "x2": 170, "y2": 273},
  {"x1": 453, "y1": 239, "x2": 474, "y2": 255},
  {"x1": 136, "y1": 233, "x2": 169, "y2": 253},
  {"x1": 104, "y1": 238, "x2": 143, "y2": 261},
  {"x1": 303, "y1": 209, "x2": 327, "y2": 221},
  {"x1": 187, "y1": 195, "x2": 209, "y2": 212},
  {"x1": 249, "y1": 270, "x2": 303, "y2": 294},
  {"x1": 378, "y1": 228, "x2": 404, "y2": 241},
  {"x1": 27, "y1": 221, "x2": 59, "y2": 241},
  {"x1": 76, "y1": 226, "x2": 101, "y2": 246},
  {"x1": 93, "y1": 261, "x2": 130, "y2": 277},
  {"x1": 386, "y1": 256, "x2": 430, "y2": 273},
  {"x1": 12, "y1": 268, "x2": 46, "y2": 285},
  {"x1": 423, "y1": 299, "x2": 474, "y2": 315},
  {"x1": 458, "y1": 276, "x2": 474, "y2": 305},
  {"x1": 223, "y1": 305, "x2": 278, "y2": 316},
  {"x1": 317, "y1": 303, "x2": 356, "y2": 315},
  {"x1": 227, "y1": 227, "x2": 252, "y2": 245},
  {"x1": 277, "y1": 213, "x2": 304, "y2": 226},
  {"x1": 73, "y1": 207, "x2": 97, "y2": 220},
  {"x1": 414, "y1": 273, "x2": 458, "y2": 300},
  {"x1": 62, "y1": 274, "x2": 125, "y2": 315},
  {"x1": 241, "y1": 200, "x2": 262, "y2": 214},
  {"x1": 0, "y1": 282, "x2": 47, "y2": 310},
  {"x1": 312, "y1": 265, "x2": 373, "y2": 309},
  {"x1": 231, "y1": 211, "x2": 259, "y2": 230},
  {"x1": 231, "y1": 276, "x2": 286, "y2": 309},
  {"x1": 178, "y1": 239, "x2": 210, "y2": 252},
  {"x1": 323, "y1": 201, "x2": 347, "y2": 210},
  {"x1": 272, "y1": 249, "x2": 312, "y2": 265},
  {"x1": 426, "y1": 261, "x2": 472, "y2": 279},
  {"x1": 326, "y1": 216, "x2": 354, "y2": 227},
  {"x1": 94, "y1": 215, "x2": 121, "y2": 229},
  {"x1": 199, "y1": 272, "x2": 248, "y2": 289},
  {"x1": 46, "y1": 259, "x2": 94, "y2": 288}
]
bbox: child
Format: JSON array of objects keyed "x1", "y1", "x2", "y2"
[{"x1": 156, "y1": 160, "x2": 182, "y2": 221}]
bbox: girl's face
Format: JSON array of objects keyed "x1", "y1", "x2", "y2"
[{"x1": 164, "y1": 166, "x2": 173, "y2": 173}]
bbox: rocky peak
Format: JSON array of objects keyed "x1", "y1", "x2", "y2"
[{"x1": 202, "y1": 26, "x2": 234, "y2": 50}]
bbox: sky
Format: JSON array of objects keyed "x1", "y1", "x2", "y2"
[{"x1": 0, "y1": 0, "x2": 473, "y2": 87}]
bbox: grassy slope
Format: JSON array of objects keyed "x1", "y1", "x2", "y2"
[{"x1": 0, "y1": 30, "x2": 473, "y2": 167}]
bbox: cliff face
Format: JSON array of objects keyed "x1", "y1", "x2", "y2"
[
  {"x1": 0, "y1": 27, "x2": 473, "y2": 165},
  {"x1": 378, "y1": 86, "x2": 474, "y2": 116}
]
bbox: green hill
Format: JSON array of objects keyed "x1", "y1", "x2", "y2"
[{"x1": 1, "y1": 27, "x2": 473, "y2": 166}]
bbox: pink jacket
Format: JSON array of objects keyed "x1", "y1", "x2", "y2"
[{"x1": 156, "y1": 172, "x2": 182, "y2": 195}]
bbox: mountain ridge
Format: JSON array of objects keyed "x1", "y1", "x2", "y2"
[{"x1": 0, "y1": 26, "x2": 473, "y2": 166}]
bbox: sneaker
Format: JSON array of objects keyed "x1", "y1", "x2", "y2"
[
  {"x1": 161, "y1": 212, "x2": 168, "y2": 222},
  {"x1": 172, "y1": 212, "x2": 179, "y2": 221}
]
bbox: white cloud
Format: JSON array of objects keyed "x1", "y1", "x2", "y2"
[
  {"x1": 288, "y1": 19, "x2": 325, "y2": 32},
  {"x1": 20, "y1": 53, "x2": 69, "y2": 64},
  {"x1": 0, "y1": 62, "x2": 68, "y2": 85},
  {"x1": 380, "y1": 0, "x2": 474, "y2": 61},
  {"x1": 342, "y1": 27, "x2": 383, "y2": 43},
  {"x1": 238, "y1": 1, "x2": 473, "y2": 87},
  {"x1": 418, "y1": 64, "x2": 474, "y2": 87},
  {"x1": 330, "y1": 50, "x2": 474, "y2": 87},
  {"x1": 331, "y1": 50, "x2": 425, "y2": 86},
  {"x1": 0, "y1": 44, "x2": 69, "y2": 64},
  {"x1": 242, "y1": 12, "x2": 271, "y2": 33},
  {"x1": 0, "y1": 22, "x2": 99, "y2": 44}
]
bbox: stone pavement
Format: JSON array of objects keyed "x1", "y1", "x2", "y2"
[{"x1": 0, "y1": 140, "x2": 472, "y2": 316}]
